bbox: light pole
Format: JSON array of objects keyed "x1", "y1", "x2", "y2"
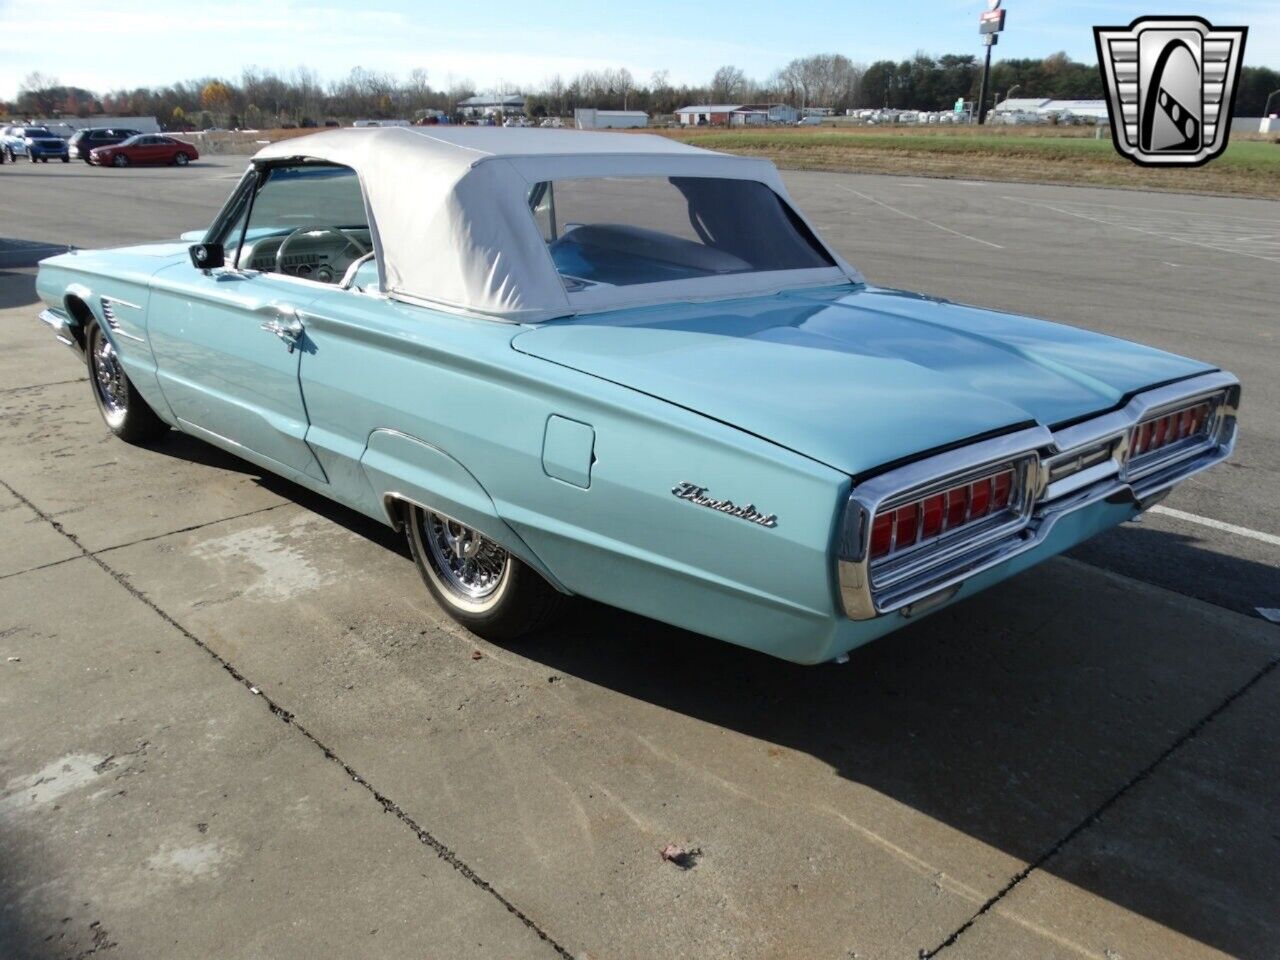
[
  {"x1": 977, "y1": 35, "x2": 995, "y2": 124},
  {"x1": 994, "y1": 84, "x2": 1020, "y2": 121}
]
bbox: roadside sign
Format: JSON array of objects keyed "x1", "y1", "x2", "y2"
[{"x1": 980, "y1": 8, "x2": 1006, "y2": 33}]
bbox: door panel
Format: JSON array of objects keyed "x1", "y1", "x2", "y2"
[{"x1": 147, "y1": 265, "x2": 328, "y2": 481}]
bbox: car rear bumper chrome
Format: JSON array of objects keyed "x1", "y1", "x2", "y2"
[{"x1": 39, "y1": 308, "x2": 84, "y2": 360}]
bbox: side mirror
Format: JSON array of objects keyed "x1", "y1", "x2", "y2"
[{"x1": 189, "y1": 243, "x2": 224, "y2": 271}]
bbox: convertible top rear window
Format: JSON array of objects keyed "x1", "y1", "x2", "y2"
[{"x1": 528, "y1": 176, "x2": 835, "y2": 290}]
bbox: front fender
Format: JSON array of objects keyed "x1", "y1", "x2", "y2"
[{"x1": 359, "y1": 428, "x2": 568, "y2": 591}]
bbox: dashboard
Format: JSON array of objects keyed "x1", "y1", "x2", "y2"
[{"x1": 237, "y1": 227, "x2": 372, "y2": 284}]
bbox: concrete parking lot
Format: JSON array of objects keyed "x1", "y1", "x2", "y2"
[{"x1": 1, "y1": 156, "x2": 1277, "y2": 959}]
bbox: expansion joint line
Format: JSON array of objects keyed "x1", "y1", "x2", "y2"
[
  {"x1": 0, "y1": 476, "x2": 574, "y2": 960},
  {"x1": 921, "y1": 649, "x2": 1280, "y2": 958}
]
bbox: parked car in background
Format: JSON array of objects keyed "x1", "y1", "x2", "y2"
[
  {"x1": 2, "y1": 125, "x2": 69, "y2": 162},
  {"x1": 68, "y1": 127, "x2": 141, "y2": 162},
  {"x1": 33, "y1": 128, "x2": 1240, "y2": 664},
  {"x1": 90, "y1": 134, "x2": 199, "y2": 167}
]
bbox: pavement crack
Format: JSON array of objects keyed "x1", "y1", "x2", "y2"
[
  {"x1": 920, "y1": 650, "x2": 1280, "y2": 958},
  {"x1": 0, "y1": 377, "x2": 88, "y2": 396},
  {"x1": 0, "y1": 554, "x2": 82, "y2": 582},
  {"x1": 0, "y1": 503, "x2": 288, "y2": 583},
  {"x1": 0, "y1": 476, "x2": 574, "y2": 960},
  {"x1": 91, "y1": 502, "x2": 289, "y2": 556}
]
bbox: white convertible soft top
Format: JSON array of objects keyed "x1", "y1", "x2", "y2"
[{"x1": 253, "y1": 126, "x2": 861, "y2": 322}]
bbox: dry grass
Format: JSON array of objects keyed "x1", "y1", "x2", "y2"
[{"x1": 651, "y1": 126, "x2": 1280, "y2": 199}]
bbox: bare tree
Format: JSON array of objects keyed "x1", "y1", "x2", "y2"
[{"x1": 710, "y1": 65, "x2": 746, "y2": 103}]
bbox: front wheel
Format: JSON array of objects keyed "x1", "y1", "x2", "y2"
[
  {"x1": 173, "y1": 152, "x2": 189, "y2": 166},
  {"x1": 112, "y1": 154, "x2": 129, "y2": 167},
  {"x1": 405, "y1": 505, "x2": 564, "y2": 641},
  {"x1": 86, "y1": 320, "x2": 168, "y2": 444},
  {"x1": 60, "y1": 156, "x2": 69, "y2": 163}
]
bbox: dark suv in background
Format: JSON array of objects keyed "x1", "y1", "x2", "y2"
[{"x1": 68, "y1": 127, "x2": 141, "y2": 162}]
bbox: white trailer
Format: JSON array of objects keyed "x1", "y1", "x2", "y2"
[{"x1": 574, "y1": 109, "x2": 648, "y2": 130}]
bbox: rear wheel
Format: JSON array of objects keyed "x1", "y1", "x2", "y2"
[
  {"x1": 405, "y1": 504, "x2": 564, "y2": 641},
  {"x1": 85, "y1": 320, "x2": 168, "y2": 444},
  {"x1": 173, "y1": 152, "x2": 189, "y2": 166},
  {"x1": 60, "y1": 156, "x2": 69, "y2": 163}
]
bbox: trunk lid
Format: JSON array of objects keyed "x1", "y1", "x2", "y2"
[{"x1": 511, "y1": 284, "x2": 1215, "y2": 476}]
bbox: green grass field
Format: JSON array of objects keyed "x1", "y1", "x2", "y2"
[{"x1": 655, "y1": 128, "x2": 1280, "y2": 198}]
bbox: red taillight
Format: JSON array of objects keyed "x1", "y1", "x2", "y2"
[
  {"x1": 920, "y1": 494, "x2": 945, "y2": 539},
  {"x1": 968, "y1": 480, "x2": 991, "y2": 519},
  {"x1": 992, "y1": 470, "x2": 1013, "y2": 509},
  {"x1": 869, "y1": 512, "x2": 893, "y2": 559},
  {"x1": 1152, "y1": 416, "x2": 1168, "y2": 447},
  {"x1": 1133, "y1": 421, "x2": 1153, "y2": 455},
  {"x1": 869, "y1": 464, "x2": 1022, "y2": 564},
  {"x1": 895, "y1": 503, "x2": 920, "y2": 547},
  {"x1": 1131, "y1": 401, "x2": 1212, "y2": 462}
]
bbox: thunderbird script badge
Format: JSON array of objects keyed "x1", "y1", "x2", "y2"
[{"x1": 671, "y1": 482, "x2": 778, "y2": 528}]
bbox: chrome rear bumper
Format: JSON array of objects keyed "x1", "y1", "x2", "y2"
[{"x1": 39, "y1": 308, "x2": 85, "y2": 360}]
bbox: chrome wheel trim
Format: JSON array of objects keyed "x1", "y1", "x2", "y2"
[
  {"x1": 420, "y1": 510, "x2": 511, "y2": 606},
  {"x1": 91, "y1": 331, "x2": 128, "y2": 418}
]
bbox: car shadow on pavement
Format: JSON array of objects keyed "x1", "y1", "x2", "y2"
[
  {"x1": 0, "y1": 842, "x2": 113, "y2": 960},
  {"x1": 503, "y1": 529, "x2": 1279, "y2": 959},
  {"x1": 1069, "y1": 516, "x2": 1275, "y2": 619}
]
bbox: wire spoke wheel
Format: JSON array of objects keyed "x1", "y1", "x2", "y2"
[
  {"x1": 91, "y1": 334, "x2": 128, "y2": 417},
  {"x1": 422, "y1": 511, "x2": 511, "y2": 603},
  {"x1": 404, "y1": 503, "x2": 564, "y2": 640}
]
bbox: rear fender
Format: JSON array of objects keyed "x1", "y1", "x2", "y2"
[{"x1": 360, "y1": 428, "x2": 568, "y2": 592}]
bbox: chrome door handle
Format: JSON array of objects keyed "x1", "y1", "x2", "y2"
[{"x1": 257, "y1": 307, "x2": 305, "y2": 353}]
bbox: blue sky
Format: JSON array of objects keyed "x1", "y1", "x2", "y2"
[{"x1": 1, "y1": 0, "x2": 1274, "y2": 100}]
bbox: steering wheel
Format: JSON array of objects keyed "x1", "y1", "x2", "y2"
[{"x1": 275, "y1": 225, "x2": 368, "y2": 281}]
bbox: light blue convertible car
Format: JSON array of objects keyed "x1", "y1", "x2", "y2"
[{"x1": 35, "y1": 128, "x2": 1239, "y2": 663}]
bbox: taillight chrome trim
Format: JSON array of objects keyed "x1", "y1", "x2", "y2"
[
  {"x1": 869, "y1": 457, "x2": 1039, "y2": 591},
  {"x1": 837, "y1": 370, "x2": 1240, "y2": 621},
  {"x1": 1121, "y1": 391, "x2": 1230, "y2": 482},
  {"x1": 837, "y1": 426, "x2": 1049, "y2": 621}
]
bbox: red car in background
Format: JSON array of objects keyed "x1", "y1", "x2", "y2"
[{"x1": 90, "y1": 134, "x2": 199, "y2": 168}]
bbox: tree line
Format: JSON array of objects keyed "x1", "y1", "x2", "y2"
[{"x1": 6, "y1": 54, "x2": 1279, "y2": 128}]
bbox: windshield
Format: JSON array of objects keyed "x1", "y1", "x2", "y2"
[
  {"x1": 528, "y1": 176, "x2": 834, "y2": 290},
  {"x1": 22, "y1": 128, "x2": 54, "y2": 137},
  {"x1": 119, "y1": 135, "x2": 144, "y2": 146}
]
